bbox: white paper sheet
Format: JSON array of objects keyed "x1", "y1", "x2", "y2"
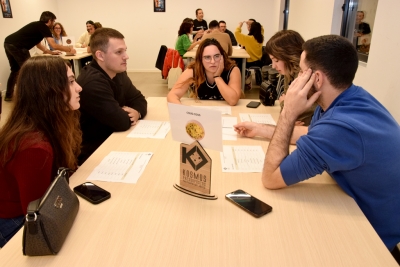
[
  {"x1": 239, "y1": 113, "x2": 276, "y2": 125},
  {"x1": 86, "y1": 151, "x2": 153, "y2": 184},
  {"x1": 220, "y1": 146, "x2": 265, "y2": 172},
  {"x1": 222, "y1": 117, "x2": 237, "y2": 140},
  {"x1": 196, "y1": 105, "x2": 232, "y2": 115},
  {"x1": 168, "y1": 103, "x2": 223, "y2": 151},
  {"x1": 127, "y1": 120, "x2": 170, "y2": 139}
]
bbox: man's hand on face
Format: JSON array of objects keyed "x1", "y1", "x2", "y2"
[{"x1": 282, "y1": 69, "x2": 321, "y2": 122}]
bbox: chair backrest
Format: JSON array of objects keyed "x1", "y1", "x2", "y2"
[
  {"x1": 155, "y1": 45, "x2": 168, "y2": 70},
  {"x1": 261, "y1": 46, "x2": 272, "y2": 66}
]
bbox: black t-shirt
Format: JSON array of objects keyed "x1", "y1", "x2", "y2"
[
  {"x1": 193, "y1": 19, "x2": 208, "y2": 32},
  {"x1": 5, "y1": 21, "x2": 52, "y2": 49}
]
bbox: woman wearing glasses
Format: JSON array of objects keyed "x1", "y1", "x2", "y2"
[
  {"x1": 49, "y1": 22, "x2": 67, "y2": 51},
  {"x1": 168, "y1": 38, "x2": 241, "y2": 106}
]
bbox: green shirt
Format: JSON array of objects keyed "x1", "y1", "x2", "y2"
[{"x1": 175, "y1": 34, "x2": 191, "y2": 57}]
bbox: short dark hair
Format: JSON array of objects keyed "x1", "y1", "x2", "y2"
[
  {"x1": 90, "y1": 28, "x2": 125, "y2": 60},
  {"x1": 209, "y1": 20, "x2": 219, "y2": 29},
  {"x1": 248, "y1": 18, "x2": 256, "y2": 22},
  {"x1": 196, "y1": 8, "x2": 202, "y2": 16},
  {"x1": 86, "y1": 20, "x2": 95, "y2": 26},
  {"x1": 39, "y1": 11, "x2": 56, "y2": 23},
  {"x1": 219, "y1": 20, "x2": 226, "y2": 25},
  {"x1": 303, "y1": 35, "x2": 358, "y2": 89}
]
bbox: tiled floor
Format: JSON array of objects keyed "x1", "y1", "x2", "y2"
[{"x1": 0, "y1": 71, "x2": 261, "y2": 128}]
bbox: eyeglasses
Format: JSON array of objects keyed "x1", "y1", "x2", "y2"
[
  {"x1": 54, "y1": 27, "x2": 61, "y2": 30},
  {"x1": 203, "y1": 54, "x2": 222, "y2": 62}
]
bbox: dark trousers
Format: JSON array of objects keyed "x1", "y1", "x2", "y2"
[{"x1": 4, "y1": 43, "x2": 31, "y2": 98}]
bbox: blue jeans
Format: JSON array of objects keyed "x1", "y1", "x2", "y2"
[{"x1": 0, "y1": 215, "x2": 25, "y2": 248}]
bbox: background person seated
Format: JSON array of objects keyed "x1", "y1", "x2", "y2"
[
  {"x1": 49, "y1": 22, "x2": 67, "y2": 51},
  {"x1": 175, "y1": 21, "x2": 202, "y2": 58},
  {"x1": 219, "y1": 20, "x2": 237, "y2": 46},
  {"x1": 75, "y1": 20, "x2": 96, "y2": 48},
  {"x1": 234, "y1": 21, "x2": 263, "y2": 68},
  {"x1": 168, "y1": 38, "x2": 241, "y2": 106},
  {"x1": 202, "y1": 20, "x2": 232, "y2": 56}
]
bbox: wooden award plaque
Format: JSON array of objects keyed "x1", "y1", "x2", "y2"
[{"x1": 173, "y1": 141, "x2": 217, "y2": 200}]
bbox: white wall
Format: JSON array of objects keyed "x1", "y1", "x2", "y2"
[
  {"x1": 55, "y1": 0, "x2": 280, "y2": 72},
  {"x1": 287, "y1": 0, "x2": 342, "y2": 40},
  {"x1": 2, "y1": 0, "x2": 399, "y2": 122},
  {"x1": 289, "y1": 0, "x2": 400, "y2": 123},
  {"x1": 0, "y1": 0, "x2": 58, "y2": 92},
  {"x1": 353, "y1": 0, "x2": 400, "y2": 122}
]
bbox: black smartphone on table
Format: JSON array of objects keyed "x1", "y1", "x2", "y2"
[
  {"x1": 73, "y1": 182, "x2": 111, "y2": 204},
  {"x1": 246, "y1": 101, "x2": 261, "y2": 108},
  {"x1": 225, "y1": 189, "x2": 272, "y2": 218}
]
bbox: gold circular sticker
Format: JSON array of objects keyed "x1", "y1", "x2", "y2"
[{"x1": 186, "y1": 120, "x2": 205, "y2": 140}]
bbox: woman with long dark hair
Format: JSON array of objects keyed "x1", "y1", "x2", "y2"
[
  {"x1": 168, "y1": 38, "x2": 241, "y2": 106},
  {"x1": 234, "y1": 21, "x2": 264, "y2": 68},
  {"x1": 0, "y1": 56, "x2": 82, "y2": 248},
  {"x1": 175, "y1": 21, "x2": 202, "y2": 57}
]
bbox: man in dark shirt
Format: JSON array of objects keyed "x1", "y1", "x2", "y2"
[
  {"x1": 193, "y1": 8, "x2": 207, "y2": 41},
  {"x1": 219, "y1": 20, "x2": 237, "y2": 46},
  {"x1": 77, "y1": 28, "x2": 147, "y2": 165},
  {"x1": 4, "y1": 11, "x2": 77, "y2": 101}
]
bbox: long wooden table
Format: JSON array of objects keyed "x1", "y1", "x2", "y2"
[
  {"x1": 61, "y1": 52, "x2": 92, "y2": 77},
  {"x1": 33, "y1": 52, "x2": 92, "y2": 77},
  {"x1": 184, "y1": 47, "x2": 250, "y2": 91},
  {"x1": 1, "y1": 98, "x2": 397, "y2": 266}
]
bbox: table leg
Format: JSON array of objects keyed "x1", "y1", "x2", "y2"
[
  {"x1": 73, "y1": 59, "x2": 82, "y2": 78},
  {"x1": 241, "y1": 58, "x2": 246, "y2": 92}
]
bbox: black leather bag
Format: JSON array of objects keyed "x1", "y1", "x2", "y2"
[
  {"x1": 22, "y1": 168, "x2": 79, "y2": 256},
  {"x1": 259, "y1": 80, "x2": 277, "y2": 106}
]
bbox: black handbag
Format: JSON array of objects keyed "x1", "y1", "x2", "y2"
[
  {"x1": 259, "y1": 80, "x2": 277, "y2": 106},
  {"x1": 22, "y1": 168, "x2": 79, "y2": 256}
]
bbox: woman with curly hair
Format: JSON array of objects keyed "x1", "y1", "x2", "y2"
[
  {"x1": 0, "y1": 56, "x2": 82, "y2": 248},
  {"x1": 175, "y1": 21, "x2": 202, "y2": 57},
  {"x1": 49, "y1": 22, "x2": 68, "y2": 51},
  {"x1": 265, "y1": 30, "x2": 315, "y2": 125},
  {"x1": 168, "y1": 38, "x2": 241, "y2": 106}
]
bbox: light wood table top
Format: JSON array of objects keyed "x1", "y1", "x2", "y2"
[{"x1": 1, "y1": 97, "x2": 397, "y2": 266}]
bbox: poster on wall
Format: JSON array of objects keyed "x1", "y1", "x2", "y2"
[
  {"x1": 154, "y1": 0, "x2": 165, "y2": 12},
  {"x1": 1, "y1": 0, "x2": 12, "y2": 18}
]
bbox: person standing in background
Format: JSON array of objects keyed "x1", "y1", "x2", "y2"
[
  {"x1": 193, "y1": 8, "x2": 207, "y2": 41},
  {"x1": 3, "y1": 11, "x2": 76, "y2": 101}
]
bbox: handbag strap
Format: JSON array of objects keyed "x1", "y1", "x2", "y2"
[{"x1": 26, "y1": 199, "x2": 41, "y2": 234}]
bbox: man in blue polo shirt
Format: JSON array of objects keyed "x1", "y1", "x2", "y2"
[{"x1": 262, "y1": 35, "x2": 400, "y2": 259}]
